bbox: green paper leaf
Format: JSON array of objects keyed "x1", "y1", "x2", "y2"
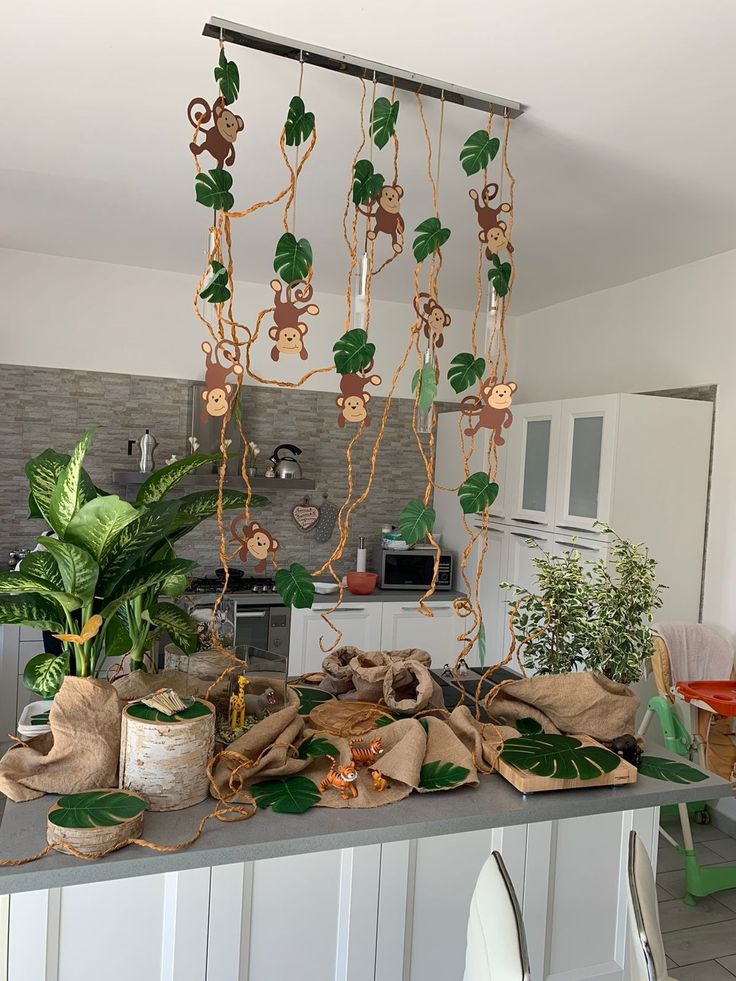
[
  {"x1": 0, "y1": 595, "x2": 64, "y2": 631},
  {"x1": 23, "y1": 652, "x2": 68, "y2": 697},
  {"x1": 333, "y1": 329, "x2": 375, "y2": 375},
  {"x1": 411, "y1": 362, "x2": 437, "y2": 413},
  {"x1": 374, "y1": 715, "x2": 395, "y2": 728},
  {"x1": 48, "y1": 430, "x2": 95, "y2": 535},
  {"x1": 148, "y1": 602, "x2": 198, "y2": 654},
  {"x1": 399, "y1": 499, "x2": 436, "y2": 546},
  {"x1": 126, "y1": 700, "x2": 210, "y2": 723},
  {"x1": 370, "y1": 97, "x2": 399, "y2": 150},
  {"x1": 419, "y1": 760, "x2": 470, "y2": 790},
  {"x1": 500, "y1": 733, "x2": 621, "y2": 780},
  {"x1": 413, "y1": 217, "x2": 451, "y2": 263},
  {"x1": 48, "y1": 790, "x2": 148, "y2": 830},
  {"x1": 291, "y1": 685, "x2": 334, "y2": 716},
  {"x1": 478, "y1": 622, "x2": 486, "y2": 668},
  {"x1": 20, "y1": 551, "x2": 63, "y2": 590},
  {"x1": 275, "y1": 564, "x2": 315, "y2": 610},
  {"x1": 199, "y1": 261, "x2": 231, "y2": 304},
  {"x1": 352, "y1": 159, "x2": 384, "y2": 205},
  {"x1": 638, "y1": 756, "x2": 708, "y2": 785},
  {"x1": 516, "y1": 717, "x2": 544, "y2": 735},
  {"x1": 38, "y1": 538, "x2": 99, "y2": 602},
  {"x1": 195, "y1": 169, "x2": 234, "y2": 212},
  {"x1": 251, "y1": 776, "x2": 321, "y2": 814},
  {"x1": 284, "y1": 95, "x2": 315, "y2": 146},
  {"x1": 135, "y1": 454, "x2": 221, "y2": 505},
  {"x1": 458, "y1": 472, "x2": 499, "y2": 515},
  {"x1": 488, "y1": 253, "x2": 512, "y2": 297},
  {"x1": 298, "y1": 735, "x2": 339, "y2": 759},
  {"x1": 460, "y1": 129, "x2": 500, "y2": 176},
  {"x1": 448, "y1": 353, "x2": 487, "y2": 395},
  {"x1": 273, "y1": 232, "x2": 313, "y2": 284},
  {"x1": 65, "y1": 496, "x2": 139, "y2": 561},
  {"x1": 214, "y1": 49, "x2": 240, "y2": 105}
]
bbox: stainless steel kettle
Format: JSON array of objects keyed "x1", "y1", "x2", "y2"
[{"x1": 269, "y1": 443, "x2": 303, "y2": 479}]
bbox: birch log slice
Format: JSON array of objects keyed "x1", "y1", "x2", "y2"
[
  {"x1": 119, "y1": 699, "x2": 215, "y2": 811},
  {"x1": 47, "y1": 789, "x2": 147, "y2": 857}
]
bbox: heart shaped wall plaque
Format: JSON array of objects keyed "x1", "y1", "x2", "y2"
[{"x1": 292, "y1": 499, "x2": 320, "y2": 531}]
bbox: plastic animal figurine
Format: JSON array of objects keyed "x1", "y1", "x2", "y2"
[
  {"x1": 610, "y1": 734, "x2": 642, "y2": 768},
  {"x1": 228, "y1": 675, "x2": 249, "y2": 730},
  {"x1": 244, "y1": 687, "x2": 277, "y2": 720},
  {"x1": 349, "y1": 737, "x2": 384, "y2": 768},
  {"x1": 320, "y1": 757, "x2": 359, "y2": 800},
  {"x1": 369, "y1": 769, "x2": 390, "y2": 792}
]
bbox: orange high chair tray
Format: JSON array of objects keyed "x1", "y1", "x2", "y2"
[{"x1": 676, "y1": 680, "x2": 736, "y2": 717}]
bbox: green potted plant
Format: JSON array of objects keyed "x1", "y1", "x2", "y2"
[
  {"x1": 501, "y1": 525, "x2": 665, "y2": 685},
  {"x1": 0, "y1": 430, "x2": 269, "y2": 697}
]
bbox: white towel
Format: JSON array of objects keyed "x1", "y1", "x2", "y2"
[{"x1": 654, "y1": 622, "x2": 734, "y2": 685}]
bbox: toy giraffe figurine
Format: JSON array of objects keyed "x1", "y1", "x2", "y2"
[{"x1": 229, "y1": 675, "x2": 249, "y2": 730}]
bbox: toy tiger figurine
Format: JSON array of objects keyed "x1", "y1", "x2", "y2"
[
  {"x1": 349, "y1": 737, "x2": 384, "y2": 768},
  {"x1": 320, "y1": 758, "x2": 359, "y2": 800},
  {"x1": 369, "y1": 769, "x2": 390, "y2": 792}
]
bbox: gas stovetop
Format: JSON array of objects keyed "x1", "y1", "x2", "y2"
[{"x1": 187, "y1": 575, "x2": 278, "y2": 595}]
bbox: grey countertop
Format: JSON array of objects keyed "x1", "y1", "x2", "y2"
[
  {"x1": 187, "y1": 589, "x2": 465, "y2": 606},
  {"x1": 0, "y1": 749, "x2": 729, "y2": 896}
]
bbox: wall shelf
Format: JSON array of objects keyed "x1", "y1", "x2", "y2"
[{"x1": 110, "y1": 470, "x2": 316, "y2": 494}]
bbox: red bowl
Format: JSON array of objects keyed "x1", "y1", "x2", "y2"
[{"x1": 346, "y1": 572, "x2": 377, "y2": 595}]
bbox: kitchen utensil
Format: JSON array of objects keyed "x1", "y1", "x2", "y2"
[
  {"x1": 127, "y1": 429, "x2": 158, "y2": 473},
  {"x1": 314, "y1": 495, "x2": 339, "y2": 543},
  {"x1": 292, "y1": 497, "x2": 320, "y2": 530},
  {"x1": 346, "y1": 571, "x2": 377, "y2": 595},
  {"x1": 269, "y1": 443, "x2": 303, "y2": 479}
]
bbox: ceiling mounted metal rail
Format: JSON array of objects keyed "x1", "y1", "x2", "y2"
[{"x1": 203, "y1": 17, "x2": 526, "y2": 118}]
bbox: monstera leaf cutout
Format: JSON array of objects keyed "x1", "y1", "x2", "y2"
[
  {"x1": 370, "y1": 97, "x2": 399, "y2": 149},
  {"x1": 478, "y1": 622, "x2": 487, "y2": 667},
  {"x1": 126, "y1": 700, "x2": 211, "y2": 723},
  {"x1": 352, "y1": 159, "x2": 384, "y2": 205},
  {"x1": 448, "y1": 353, "x2": 486, "y2": 395},
  {"x1": 638, "y1": 756, "x2": 708, "y2": 784},
  {"x1": 516, "y1": 717, "x2": 544, "y2": 735},
  {"x1": 488, "y1": 253, "x2": 512, "y2": 297},
  {"x1": 214, "y1": 50, "x2": 240, "y2": 105},
  {"x1": 298, "y1": 735, "x2": 339, "y2": 759},
  {"x1": 48, "y1": 790, "x2": 148, "y2": 829},
  {"x1": 458, "y1": 472, "x2": 499, "y2": 514},
  {"x1": 285, "y1": 95, "x2": 315, "y2": 146},
  {"x1": 199, "y1": 261, "x2": 231, "y2": 303},
  {"x1": 413, "y1": 217, "x2": 451, "y2": 262},
  {"x1": 24, "y1": 652, "x2": 68, "y2": 698},
  {"x1": 290, "y1": 685, "x2": 334, "y2": 716},
  {"x1": 333, "y1": 329, "x2": 376, "y2": 374},
  {"x1": 419, "y1": 761, "x2": 470, "y2": 790},
  {"x1": 460, "y1": 130, "x2": 500, "y2": 176},
  {"x1": 399, "y1": 500, "x2": 436, "y2": 546},
  {"x1": 374, "y1": 714, "x2": 396, "y2": 728},
  {"x1": 275, "y1": 563, "x2": 315, "y2": 609},
  {"x1": 195, "y1": 169, "x2": 234, "y2": 212},
  {"x1": 411, "y1": 362, "x2": 437, "y2": 413},
  {"x1": 273, "y1": 233, "x2": 313, "y2": 284},
  {"x1": 501, "y1": 734, "x2": 621, "y2": 781},
  {"x1": 251, "y1": 776, "x2": 321, "y2": 814}
]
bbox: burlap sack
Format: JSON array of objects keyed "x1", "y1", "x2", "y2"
[
  {"x1": 0, "y1": 677, "x2": 123, "y2": 803},
  {"x1": 448, "y1": 705, "x2": 518, "y2": 769},
  {"x1": 113, "y1": 669, "x2": 192, "y2": 701},
  {"x1": 488, "y1": 672, "x2": 640, "y2": 742},
  {"x1": 345, "y1": 651, "x2": 391, "y2": 702},
  {"x1": 382, "y1": 661, "x2": 444, "y2": 714},
  {"x1": 388, "y1": 648, "x2": 432, "y2": 668},
  {"x1": 321, "y1": 647, "x2": 358, "y2": 695},
  {"x1": 320, "y1": 647, "x2": 433, "y2": 699}
]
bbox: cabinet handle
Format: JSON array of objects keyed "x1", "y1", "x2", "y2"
[
  {"x1": 556, "y1": 523, "x2": 595, "y2": 532},
  {"x1": 555, "y1": 539, "x2": 600, "y2": 553},
  {"x1": 511, "y1": 516, "x2": 547, "y2": 525},
  {"x1": 510, "y1": 531, "x2": 547, "y2": 542},
  {"x1": 401, "y1": 605, "x2": 451, "y2": 611}
]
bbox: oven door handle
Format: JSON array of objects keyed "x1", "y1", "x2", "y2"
[{"x1": 235, "y1": 610, "x2": 268, "y2": 618}]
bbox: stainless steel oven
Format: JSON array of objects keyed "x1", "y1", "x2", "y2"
[{"x1": 233, "y1": 602, "x2": 291, "y2": 659}]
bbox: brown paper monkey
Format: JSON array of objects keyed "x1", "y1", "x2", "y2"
[
  {"x1": 484, "y1": 220, "x2": 514, "y2": 261},
  {"x1": 201, "y1": 340, "x2": 243, "y2": 420},
  {"x1": 336, "y1": 371, "x2": 382, "y2": 428},
  {"x1": 469, "y1": 183, "x2": 511, "y2": 243},
  {"x1": 460, "y1": 378, "x2": 517, "y2": 444},
  {"x1": 413, "y1": 292, "x2": 452, "y2": 349},
  {"x1": 358, "y1": 184, "x2": 405, "y2": 254},
  {"x1": 269, "y1": 280, "x2": 319, "y2": 362},
  {"x1": 187, "y1": 97, "x2": 244, "y2": 170},
  {"x1": 230, "y1": 517, "x2": 279, "y2": 573}
]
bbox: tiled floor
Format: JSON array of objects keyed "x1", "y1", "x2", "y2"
[{"x1": 658, "y1": 814, "x2": 736, "y2": 978}]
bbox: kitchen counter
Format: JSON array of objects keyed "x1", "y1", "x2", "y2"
[{"x1": 185, "y1": 588, "x2": 465, "y2": 606}]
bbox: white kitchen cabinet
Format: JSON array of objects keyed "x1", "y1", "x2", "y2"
[
  {"x1": 289, "y1": 603, "x2": 383, "y2": 674},
  {"x1": 380, "y1": 600, "x2": 462, "y2": 665},
  {"x1": 556, "y1": 394, "x2": 619, "y2": 533},
  {"x1": 506, "y1": 399, "x2": 561, "y2": 527}
]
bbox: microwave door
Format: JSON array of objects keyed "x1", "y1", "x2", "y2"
[
  {"x1": 234, "y1": 607, "x2": 270, "y2": 650},
  {"x1": 383, "y1": 551, "x2": 435, "y2": 589}
]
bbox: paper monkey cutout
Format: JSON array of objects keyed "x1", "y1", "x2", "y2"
[
  {"x1": 336, "y1": 368, "x2": 382, "y2": 428},
  {"x1": 358, "y1": 184, "x2": 405, "y2": 254},
  {"x1": 230, "y1": 517, "x2": 279, "y2": 574},
  {"x1": 460, "y1": 378, "x2": 517, "y2": 444},
  {"x1": 187, "y1": 97, "x2": 244, "y2": 170},
  {"x1": 469, "y1": 184, "x2": 513, "y2": 259},
  {"x1": 268, "y1": 280, "x2": 319, "y2": 362},
  {"x1": 413, "y1": 292, "x2": 452, "y2": 349},
  {"x1": 201, "y1": 340, "x2": 243, "y2": 420}
]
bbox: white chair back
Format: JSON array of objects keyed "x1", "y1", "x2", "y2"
[
  {"x1": 627, "y1": 831, "x2": 675, "y2": 981},
  {"x1": 463, "y1": 850, "x2": 531, "y2": 981}
]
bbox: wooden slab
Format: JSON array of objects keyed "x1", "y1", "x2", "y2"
[{"x1": 495, "y1": 734, "x2": 638, "y2": 794}]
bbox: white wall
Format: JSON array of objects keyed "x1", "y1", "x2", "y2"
[{"x1": 0, "y1": 248, "x2": 478, "y2": 401}]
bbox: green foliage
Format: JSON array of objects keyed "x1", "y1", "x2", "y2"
[
  {"x1": 0, "y1": 572, "x2": 79, "y2": 612},
  {"x1": 199, "y1": 261, "x2": 231, "y2": 303},
  {"x1": 298, "y1": 735, "x2": 339, "y2": 759},
  {"x1": 638, "y1": 756, "x2": 708, "y2": 784},
  {"x1": 352, "y1": 159, "x2": 384, "y2": 205},
  {"x1": 291, "y1": 685, "x2": 334, "y2": 716},
  {"x1": 502, "y1": 526, "x2": 666, "y2": 684},
  {"x1": 147, "y1": 602, "x2": 198, "y2": 654},
  {"x1": 501, "y1": 734, "x2": 621, "y2": 780},
  {"x1": 333, "y1": 329, "x2": 376, "y2": 375},
  {"x1": 460, "y1": 130, "x2": 500, "y2": 176},
  {"x1": 214, "y1": 49, "x2": 240, "y2": 105},
  {"x1": 516, "y1": 717, "x2": 544, "y2": 735},
  {"x1": 273, "y1": 232, "x2": 313, "y2": 283},
  {"x1": 23, "y1": 652, "x2": 68, "y2": 697},
  {"x1": 488, "y1": 253, "x2": 512, "y2": 297},
  {"x1": 478, "y1": 621, "x2": 486, "y2": 667},
  {"x1": 419, "y1": 760, "x2": 470, "y2": 790},
  {"x1": 413, "y1": 217, "x2": 451, "y2": 262},
  {"x1": 275, "y1": 564, "x2": 315, "y2": 609},
  {"x1": 399, "y1": 500, "x2": 436, "y2": 546},
  {"x1": 126, "y1": 700, "x2": 210, "y2": 723},
  {"x1": 411, "y1": 362, "x2": 437, "y2": 413},
  {"x1": 66, "y1": 496, "x2": 139, "y2": 560},
  {"x1": 251, "y1": 776, "x2": 321, "y2": 814},
  {"x1": 135, "y1": 454, "x2": 220, "y2": 505},
  {"x1": 0, "y1": 595, "x2": 64, "y2": 631},
  {"x1": 195, "y1": 169, "x2": 234, "y2": 211},
  {"x1": 48, "y1": 430, "x2": 95, "y2": 535},
  {"x1": 284, "y1": 95, "x2": 315, "y2": 146},
  {"x1": 20, "y1": 551, "x2": 63, "y2": 590},
  {"x1": 458, "y1": 472, "x2": 499, "y2": 514},
  {"x1": 448, "y1": 353, "x2": 486, "y2": 395},
  {"x1": 370, "y1": 97, "x2": 399, "y2": 149},
  {"x1": 374, "y1": 715, "x2": 395, "y2": 728},
  {"x1": 48, "y1": 790, "x2": 148, "y2": 829}
]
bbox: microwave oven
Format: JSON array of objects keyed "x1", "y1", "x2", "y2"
[{"x1": 377, "y1": 548, "x2": 454, "y2": 591}]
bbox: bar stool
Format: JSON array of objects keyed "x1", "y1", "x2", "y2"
[
  {"x1": 627, "y1": 831, "x2": 678, "y2": 981},
  {"x1": 463, "y1": 850, "x2": 531, "y2": 981}
]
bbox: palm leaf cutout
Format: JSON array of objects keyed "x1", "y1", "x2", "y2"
[
  {"x1": 460, "y1": 130, "x2": 500, "y2": 176},
  {"x1": 251, "y1": 776, "x2": 321, "y2": 814},
  {"x1": 285, "y1": 95, "x2": 315, "y2": 146},
  {"x1": 420, "y1": 760, "x2": 470, "y2": 790},
  {"x1": 298, "y1": 735, "x2": 339, "y2": 759},
  {"x1": 399, "y1": 499, "x2": 435, "y2": 546},
  {"x1": 333, "y1": 329, "x2": 376, "y2": 374},
  {"x1": 275, "y1": 563, "x2": 315, "y2": 609},
  {"x1": 290, "y1": 685, "x2": 334, "y2": 716},
  {"x1": 54, "y1": 614, "x2": 102, "y2": 645},
  {"x1": 352, "y1": 159, "x2": 384, "y2": 205},
  {"x1": 413, "y1": 217, "x2": 451, "y2": 262},
  {"x1": 48, "y1": 790, "x2": 148, "y2": 830},
  {"x1": 448, "y1": 353, "x2": 486, "y2": 394},
  {"x1": 195, "y1": 169, "x2": 234, "y2": 212},
  {"x1": 374, "y1": 715, "x2": 395, "y2": 728},
  {"x1": 458, "y1": 472, "x2": 499, "y2": 514},
  {"x1": 488, "y1": 253, "x2": 512, "y2": 297},
  {"x1": 516, "y1": 717, "x2": 544, "y2": 735},
  {"x1": 501, "y1": 734, "x2": 620, "y2": 780},
  {"x1": 126, "y1": 700, "x2": 211, "y2": 723},
  {"x1": 199, "y1": 261, "x2": 231, "y2": 303},
  {"x1": 411, "y1": 362, "x2": 437, "y2": 413},
  {"x1": 638, "y1": 756, "x2": 708, "y2": 784},
  {"x1": 370, "y1": 97, "x2": 399, "y2": 149},
  {"x1": 214, "y1": 50, "x2": 240, "y2": 105},
  {"x1": 273, "y1": 232, "x2": 313, "y2": 283}
]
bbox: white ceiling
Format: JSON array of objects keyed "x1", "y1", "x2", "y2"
[{"x1": 2, "y1": 0, "x2": 735, "y2": 314}]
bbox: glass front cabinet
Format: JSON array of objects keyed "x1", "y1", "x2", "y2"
[
  {"x1": 506, "y1": 401, "x2": 561, "y2": 527},
  {"x1": 555, "y1": 395, "x2": 618, "y2": 533}
]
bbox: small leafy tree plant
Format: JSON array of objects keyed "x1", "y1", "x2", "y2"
[
  {"x1": 501, "y1": 525, "x2": 665, "y2": 685},
  {"x1": 0, "y1": 431, "x2": 268, "y2": 698}
]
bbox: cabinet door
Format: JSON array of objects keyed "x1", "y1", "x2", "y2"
[
  {"x1": 380, "y1": 600, "x2": 462, "y2": 665},
  {"x1": 555, "y1": 395, "x2": 619, "y2": 533},
  {"x1": 506, "y1": 401, "x2": 561, "y2": 527},
  {"x1": 291, "y1": 604, "x2": 383, "y2": 674}
]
